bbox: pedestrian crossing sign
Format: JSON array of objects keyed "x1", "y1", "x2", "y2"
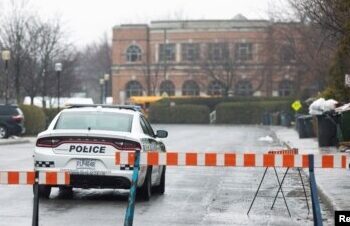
[{"x1": 291, "y1": 100, "x2": 302, "y2": 112}]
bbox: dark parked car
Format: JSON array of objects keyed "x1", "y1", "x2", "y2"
[{"x1": 0, "y1": 105, "x2": 25, "y2": 138}]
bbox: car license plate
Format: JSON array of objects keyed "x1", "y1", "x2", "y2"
[{"x1": 76, "y1": 159, "x2": 96, "y2": 170}]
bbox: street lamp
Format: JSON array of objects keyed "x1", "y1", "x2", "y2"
[
  {"x1": 2, "y1": 50, "x2": 10, "y2": 105},
  {"x1": 99, "y1": 78, "x2": 105, "y2": 104},
  {"x1": 104, "y1": 74, "x2": 110, "y2": 104},
  {"x1": 55, "y1": 63, "x2": 62, "y2": 110}
]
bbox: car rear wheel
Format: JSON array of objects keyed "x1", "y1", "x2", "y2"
[
  {"x1": 153, "y1": 166, "x2": 165, "y2": 194},
  {"x1": 0, "y1": 126, "x2": 8, "y2": 139},
  {"x1": 138, "y1": 167, "x2": 152, "y2": 201}
]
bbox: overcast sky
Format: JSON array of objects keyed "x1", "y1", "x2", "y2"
[{"x1": 1, "y1": 0, "x2": 289, "y2": 47}]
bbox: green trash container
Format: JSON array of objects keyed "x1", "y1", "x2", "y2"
[
  {"x1": 297, "y1": 115, "x2": 315, "y2": 138},
  {"x1": 339, "y1": 110, "x2": 350, "y2": 142}
]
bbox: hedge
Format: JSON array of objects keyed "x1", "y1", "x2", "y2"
[
  {"x1": 19, "y1": 105, "x2": 46, "y2": 135},
  {"x1": 43, "y1": 108, "x2": 60, "y2": 127},
  {"x1": 149, "y1": 104, "x2": 210, "y2": 124},
  {"x1": 215, "y1": 101, "x2": 293, "y2": 124},
  {"x1": 157, "y1": 96, "x2": 294, "y2": 111}
]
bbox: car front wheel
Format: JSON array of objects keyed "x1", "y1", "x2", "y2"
[
  {"x1": 138, "y1": 167, "x2": 152, "y2": 201},
  {"x1": 153, "y1": 166, "x2": 165, "y2": 194}
]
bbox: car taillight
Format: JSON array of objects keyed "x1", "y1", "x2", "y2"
[
  {"x1": 12, "y1": 115, "x2": 23, "y2": 123},
  {"x1": 36, "y1": 137, "x2": 61, "y2": 148},
  {"x1": 120, "y1": 140, "x2": 141, "y2": 150}
]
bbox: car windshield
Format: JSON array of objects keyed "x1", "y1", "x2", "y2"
[{"x1": 54, "y1": 111, "x2": 133, "y2": 132}]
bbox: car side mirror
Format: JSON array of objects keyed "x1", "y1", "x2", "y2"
[{"x1": 156, "y1": 130, "x2": 168, "y2": 138}]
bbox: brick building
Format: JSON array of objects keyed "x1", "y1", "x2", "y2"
[{"x1": 111, "y1": 15, "x2": 311, "y2": 104}]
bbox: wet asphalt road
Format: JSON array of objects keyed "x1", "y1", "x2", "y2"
[{"x1": 0, "y1": 125, "x2": 333, "y2": 226}]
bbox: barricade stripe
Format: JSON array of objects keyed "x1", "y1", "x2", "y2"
[
  {"x1": 302, "y1": 155, "x2": 309, "y2": 168},
  {"x1": 159, "y1": 152, "x2": 166, "y2": 165},
  {"x1": 224, "y1": 153, "x2": 236, "y2": 166},
  {"x1": 283, "y1": 155, "x2": 295, "y2": 168},
  {"x1": 244, "y1": 154, "x2": 255, "y2": 167},
  {"x1": 322, "y1": 155, "x2": 334, "y2": 168},
  {"x1": 342, "y1": 155, "x2": 347, "y2": 168},
  {"x1": 128, "y1": 152, "x2": 135, "y2": 166},
  {"x1": 19, "y1": 172, "x2": 27, "y2": 184},
  {"x1": 205, "y1": 153, "x2": 216, "y2": 166},
  {"x1": 0, "y1": 172, "x2": 8, "y2": 184},
  {"x1": 167, "y1": 152, "x2": 178, "y2": 165},
  {"x1": 186, "y1": 153, "x2": 197, "y2": 166},
  {"x1": 256, "y1": 154, "x2": 263, "y2": 167},
  {"x1": 263, "y1": 154, "x2": 275, "y2": 167},
  {"x1": 148, "y1": 152, "x2": 159, "y2": 165},
  {"x1": 39, "y1": 172, "x2": 46, "y2": 185},
  {"x1": 8, "y1": 171, "x2": 19, "y2": 184},
  {"x1": 45, "y1": 172, "x2": 57, "y2": 185},
  {"x1": 65, "y1": 172, "x2": 70, "y2": 185},
  {"x1": 198, "y1": 153, "x2": 205, "y2": 166},
  {"x1": 217, "y1": 153, "x2": 224, "y2": 166},
  {"x1": 115, "y1": 152, "x2": 120, "y2": 165},
  {"x1": 27, "y1": 172, "x2": 35, "y2": 184},
  {"x1": 114, "y1": 152, "x2": 348, "y2": 168}
]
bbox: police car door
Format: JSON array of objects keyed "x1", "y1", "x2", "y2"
[{"x1": 139, "y1": 116, "x2": 160, "y2": 184}]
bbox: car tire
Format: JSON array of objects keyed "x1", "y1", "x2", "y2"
[
  {"x1": 138, "y1": 167, "x2": 152, "y2": 201},
  {"x1": 35, "y1": 185, "x2": 51, "y2": 199},
  {"x1": 0, "y1": 126, "x2": 9, "y2": 139},
  {"x1": 153, "y1": 166, "x2": 165, "y2": 194},
  {"x1": 59, "y1": 186, "x2": 73, "y2": 198}
]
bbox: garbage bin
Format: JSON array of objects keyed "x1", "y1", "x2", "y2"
[
  {"x1": 317, "y1": 112, "x2": 339, "y2": 147},
  {"x1": 280, "y1": 112, "x2": 291, "y2": 127},
  {"x1": 339, "y1": 110, "x2": 350, "y2": 142},
  {"x1": 297, "y1": 115, "x2": 315, "y2": 138},
  {"x1": 262, "y1": 112, "x2": 272, "y2": 125},
  {"x1": 271, "y1": 112, "x2": 281, "y2": 125}
]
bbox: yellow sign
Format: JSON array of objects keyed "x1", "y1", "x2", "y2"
[{"x1": 291, "y1": 100, "x2": 302, "y2": 112}]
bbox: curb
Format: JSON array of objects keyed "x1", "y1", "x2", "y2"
[{"x1": 0, "y1": 139, "x2": 30, "y2": 145}]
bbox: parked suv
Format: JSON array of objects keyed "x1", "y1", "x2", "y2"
[{"x1": 0, "y1": 105, "x2": 25, "y2": 138}]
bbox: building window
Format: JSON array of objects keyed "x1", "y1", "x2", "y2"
[
  {"x1": 235, "y1": 43, "x2": 253, "y2": 61},
  {"x1": 182, "y1": 80, "x2": 200, "y2": 96},
  {"x1": 181, "y1": 43, "x2": 200, "y2": 62},
  {"x1": 278, "y1": 80, "x2": 293, "y2": 97},
  {"x1": 208, "y1": 80, "x2": 225, "y2": 96},
  {"x1": 159, "y1": 80, "x2": 175, "y2": 96},
  {"x1": 208, "y1": 43, "x2": 229, "y2": 61},
  {"x1": 126, "y1": 45, "x2": 142, "y2": 62},
  {"x1": 125, "y1": 81, "x2": 143, "y2": 98},
  {"x1": 280, "y1": 45, "x2": 295, "y2": 64},
  {"x1": 235, "y1": 80, "x2": 253, "y2": 96},
  {"x1": 159, "y1": 43, "x2": 176, "y2": 62}
]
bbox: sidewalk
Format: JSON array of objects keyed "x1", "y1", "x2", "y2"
[
  {"x1": 272, "y1": 126, "x2": 350, "y2": 212},
  {"x1": 0, "y1": 136, "x2": 33, "y2": 145}
]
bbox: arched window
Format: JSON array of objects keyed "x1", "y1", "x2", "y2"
[
  {"x1": 125, "y1": 81, "x2": 143, "y2": 98},
  {"x1": 280, "y1": 45, "x2": 295, "y2": 64},
  {"x1": 208, "y1": 80, "x2": 225, "y2": 96},
  {"x1": 278, "y1": 80, "x2": 293, "y2": 97},
  {"x1": 182, "y1": 80, "x2": 200, "y2": 96},
  {"x1": 235, "y1": 80, "x2": 253, "y2": 96},
  {"x1": 159, "y1": 80, "x2": 175, "y2": 96},
  {"x1": 126, "y1": 45, "x2": 142, "y2": 62}
]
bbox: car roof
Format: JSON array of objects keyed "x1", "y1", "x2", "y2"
[{"x1": 60, "y1": 106, "x2": 140, "y2": 115}]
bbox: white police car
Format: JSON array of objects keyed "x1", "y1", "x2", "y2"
[{"x1": 34, "y1": 105, "x2": 168, "y2": 200}]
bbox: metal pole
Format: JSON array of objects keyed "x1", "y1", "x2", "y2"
[
  {"x1": 32, "y1": 171, "x2": 39, "y2": 226},
  {"x1": 297, "y1": 167, "x2": 310, "y2": 214},
  {"x1": 101, "y1": 83, "x2": 104, "y2": 104},
  {"x1": 124, "y1": 149, "x2": 141, "y2": 226},
  {"x1": 308, "y1": 154, "x2": 323, "y2": 226},
  {"x1": 247, "y1": 167, "x2": 268, "y2": 215},
  {"x1": 5, "y1": 60, "x2": 8, "y2": 105},
  {"x1": 271, "y1": 167, "x2": 289, "y2": 210},
  {"x1": 104, "y1": 80, "x2": 108, "y2": 104},
  {"x1": 57, "y1": 71, "x2": 60, "y2": 110},
  {"x1": 273, "y1": 167, "x2": 291, "y2": 217}
]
